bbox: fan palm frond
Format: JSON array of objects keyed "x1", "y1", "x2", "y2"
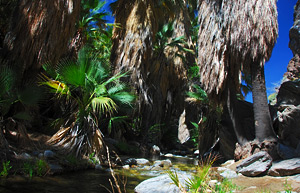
[
  {"x1": 110, "y1": 92, "x2": 136, "y2": 106},
  {"x1": 91, "y1": 96, "x2": 117, "y2": 116},
  {"x1": 0, "y1": 64, "x2": 15, "y2": 96},
  {"x1": 39, "y1": 73, "x2": 70, "y2": 96}
]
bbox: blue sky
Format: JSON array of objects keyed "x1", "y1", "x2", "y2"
[
  {"x1": 100, "y1": 0, "x2": 297, "y2": 102},
  {"x1": 246, "y1": 0, "x2": 297, "y2": 101}
]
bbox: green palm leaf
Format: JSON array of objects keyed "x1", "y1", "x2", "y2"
[
  {"x1": 107, "y1": 83, "x2": 127, "y2": 95},
  {"x1": 186, "y1": 84, "x2": 208, "y2": 104},
  {"x1": 0, "y1": 65, "x2": 15, "y2": 96},
  {"x1": 60, "y1": 62, "x2": 86, "y2": 87},
  {"x1": 108, "y1": 116, "x2": 128, "y2": 135},
  {"x1": 110, "y1": 92, "x2": 136, "y2": 106},
  {"x1": 91, "y1": 96, "x2": 117, "y2": 115}
]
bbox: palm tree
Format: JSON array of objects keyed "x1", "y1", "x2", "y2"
[
  {"x1": 2, "y1": 0, "x2": 81, "y2": 80},
  {"x1": 197, "y1": 0, "x2": 278, "y2": 148},
  {"x1": 111, "y1": 0, "x2": 194, "y2": 145},
  {"x1": 40, "y1": 47, "x2": 135, "y2": 157}
]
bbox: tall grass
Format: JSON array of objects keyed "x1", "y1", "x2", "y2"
[{"x1": 167, "y1": 154, "x2": 237, "y2": 193}]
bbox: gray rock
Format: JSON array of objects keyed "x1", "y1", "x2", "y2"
[
  {"x1": 236, "y1": 151, "x2": 272, "y2": 177},
  {"x1": 178, "y1": 110, "x2": 190, "y2": 144},
  {"x1": 122, "y1": 165, "x2": 130, "y2": 170},
  {"x1": 134, "y1": 173, "x2": 191, "y2": 193},
  {"x1": 150, "y1": 145, "x2": 160, "y2": 156},
  {"x1": 44, "y1": 150, "x2": 55, "y2": 158},
  {"x1": 136, "y1": 158, "x2": 150, "y2": 166},
  {"x1": 164, "y1": 153, "x2": 174, "y2": 157},
  {"x1": 155, "y1": 159, "x2": 172, "y2": 167},
  {"x1": 268, "y1": 158, "x2": 300, "y2": 176},
  {"x1": 276, "y1": 104, "x2": 300, "y2": 149},
  {"x1": 95, "y1": 164, "x2": 103, "y2": 170},
  {"x1": 49, "y1": 163, "x2": 63, "y2": 174},
  {"x1": 276, "y1": 81, "x2": 300, "y2": 106},
  {"x1": 38, "y1": 153, "x2": 44, "y2": 158},
  {"x1": 218, "y1": 167, "x2": 238, "y2": 179},
  {"x1": 151, "y1": 159, "x2": 172, "y2": 170},
  {"x1": 19, "y1": 153, "x2": 32, "y2": 160},
  {"x1": 124, "y1": 158, "x2": 137, "y2": 166},
  {"x1": 221, "y1": 160, "x2": 235, "y2": 168}
]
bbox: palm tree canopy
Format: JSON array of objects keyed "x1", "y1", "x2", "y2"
[{"x1": 197, "y1": 0, "x2": 278, "y2": 100}]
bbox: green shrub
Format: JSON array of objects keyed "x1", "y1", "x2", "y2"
[
  {"x1": 35, "y1": 159, "x2": 49, "y2": 176},
  {"x1": 0, "y1": 161, "x2": 12, "y2": 178},
  {"x1": 23, "y1": 162, "x2": 34, "y2": 178}
]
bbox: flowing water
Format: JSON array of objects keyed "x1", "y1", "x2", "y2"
[{"x1": 0, "y1": 156, "x2": 197, "y2": 193}]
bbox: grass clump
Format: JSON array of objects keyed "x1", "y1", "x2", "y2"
[
  {"x1": 167, "y1": 154, "x2": 238, "y2": 193},
  {"x1": 0, "y1": 161, "x2": 12, "y2": 178}
]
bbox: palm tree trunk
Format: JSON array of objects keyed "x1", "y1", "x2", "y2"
[{"x1": 251, "y1": 62, "x2": 277, "y2": 141}]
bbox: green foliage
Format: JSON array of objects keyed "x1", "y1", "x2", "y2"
[
  {"x1": 190, "y1": 121, "x2": 199, "y2": 147},
  {"x1": 186, "y1": 84, "x2": 208, "y2": 105},
  {"x1": 65, "y1": 155, "x2": 80, "y2": 166},
  {"x1": 88, "y1": 152, "x2": 100, "y2": 165},
  {"x1": 166, "y1": 170, "x2": 186, "y2": 192},
  {"x1": 185, "y1": 164, "x2": 212, "y2": 192},
  {"x1": 35, "y1": 159, "x2": 49, "y2": 177},
  {"x1": 283, "y1": 179, "x2": 293, "y2": 193},
  {"x1": 41, "y1": 47, "x2": 135, "y2": 156},
  {"x1": 23, "y1": 162, "x2": 34, "y2": 179},
  {"x1": 22, "y1": 159, "x2": 49, "y2": 178},
  {"x1": 79, "y1": 0, "x2": 108, "y2": 33},
  {"x1": 153, "y1": 21, "x2": 194, "y2": 57},
  {"x1": 79, "y1": 0, "x2": 115, "y2": 63},
  {"x1": 0, "y1": 160, "x2": 12, "y2": 178},
  {"x1": 108, "y1": 116, "x2": 129, "y2": 135},
  {"x1": 215, "y1": 178, "x2": 237, "y2": 193},
  {"x1": 188, "y1": 63, "x2": 200, "y2": 80},
  {"x1": 0, "y1": 62, "x2": 44, "y2": 120},
  {"x1": 168, "y1": 154, "x2": 237, "y2": 193},
  {"x1": 268, "y1": 92, "x2": 277, "y2": 105}
]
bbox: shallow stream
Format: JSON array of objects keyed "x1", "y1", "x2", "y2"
[{"x1": 0, "y1": 155, "x2": 197, "y2": 193}]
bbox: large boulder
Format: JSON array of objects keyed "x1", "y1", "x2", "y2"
[
  {"x1": 236, "y1": 151, "x2": 272, "y2": 177},
  {"x1": 276, "y1": 82, "x2": 300, "y2": 106},
  {"x1": 134, "y1": 173, "x2": 191, "y2": 193},
  {"x1": 276, "y1": 104, "x2": 300, "y2": 149},
  {"x1": 268, "y1": 158, "x2": 300, "y2": 176},
  {"x1": 234, "y1": 140, "x2": 279, "y2": 161},
  {"x1": 285, "y1": 1, "x2": 300, "y2": 80}
]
